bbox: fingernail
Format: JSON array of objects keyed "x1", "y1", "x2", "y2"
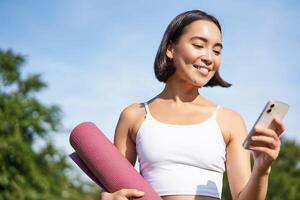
[{"x1": 137, "y1": 191, "x2": 144, "y2": 195}]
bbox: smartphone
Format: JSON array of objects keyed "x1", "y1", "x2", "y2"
[{"x1": 242, "y1": 100, "x2": 290, "y2": 149}]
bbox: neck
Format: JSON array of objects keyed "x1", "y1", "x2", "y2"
[{"x1": 158, "y1": 75, "x2": 203, "y2": 104}]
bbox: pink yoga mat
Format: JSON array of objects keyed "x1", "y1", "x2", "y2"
[{"x1": 69, "y1": 122, "x2": 162, "y2": 200}]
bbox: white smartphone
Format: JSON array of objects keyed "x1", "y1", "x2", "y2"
[{"x1": 242, "y1": 100, "x2": 290, "y2": 149}]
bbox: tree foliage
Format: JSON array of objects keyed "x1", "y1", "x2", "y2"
[
  {"x1": 0, "y1": 49, "x2": 98, "y2": 200},
  {"x1": 222, "y1": 137, "x2": 300, "y2": 200}
]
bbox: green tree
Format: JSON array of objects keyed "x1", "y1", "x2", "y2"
[
  {"x1": 267, "y1": 139, "x2": 300, "y2": 200},
  {"x1": 222, "y1": 137, "x2": 300, "y2": 200},
  {"x1": 0, "y1": 49, "x2": 99, "y2": 200}
]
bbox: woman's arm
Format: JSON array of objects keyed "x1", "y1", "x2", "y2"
[
  {"x1": 113, "y1": 104, "x2": 140, "y2": 166},
  {"x1": 222, "y1": 109, "x2": 251, "y2": 200},
  {"x1": 225, "y1": 110, "x2": 285, "y2": 200}
]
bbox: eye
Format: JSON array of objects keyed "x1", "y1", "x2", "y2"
[
  {"x1": 213, "y1": 50, "x2": 221, "y2": 56},
  {"x1": 193, "y1": 44, "x2": 204, "y2": 49}
]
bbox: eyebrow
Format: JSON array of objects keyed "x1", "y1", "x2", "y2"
[{"x1": 190, "y1": 36, "x2": 223, "y2": 49}]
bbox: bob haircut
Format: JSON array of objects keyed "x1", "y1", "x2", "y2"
[{"x1": 154, "y1": 10, "x2": 232, "y2": 87}]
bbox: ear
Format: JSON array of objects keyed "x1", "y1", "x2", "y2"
[{"x1": 166, "y1": 42, "x2": 175, "y2": 59}]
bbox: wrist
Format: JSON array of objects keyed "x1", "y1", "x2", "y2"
[{"x1": 253, "y1": 165, "x2": 271, "y2": 176}]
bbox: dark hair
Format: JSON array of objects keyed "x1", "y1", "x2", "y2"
[{"x1": 154, "y1": 10, "x2": 231, "y2": 87}]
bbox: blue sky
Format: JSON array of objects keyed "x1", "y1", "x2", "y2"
[{"x1": 1, "y1": 0, "x2": 299, "y2": 157}]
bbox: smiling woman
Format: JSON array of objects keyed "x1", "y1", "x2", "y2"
[
  {"x1": 101, "y1": 10, "x2": 286, "y2": 200},
  {"x1": 164, "y1": 20, "x2": 224, "y2": 87},
  {"x1": 153, "y1": 10, "x2": 230, "y2": 88}
]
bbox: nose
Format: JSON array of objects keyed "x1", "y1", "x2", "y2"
[{"x1": 201, "y1": 50, "x2": 213, "y2": 66}]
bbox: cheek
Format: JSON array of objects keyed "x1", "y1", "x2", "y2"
[
  {"x1": 215, "y1": 57, "x2": 221, "y2": 69},
  {"x1": 212, "y1": 54, "x2": 221, "y2": 70},
  {"x1": 175, "y1": 46, "x2": 198, "y2": 65}
]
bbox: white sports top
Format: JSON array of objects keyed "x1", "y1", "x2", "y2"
[{"x1": 136, "y1": 102, "x2": 226, "y2": 199}]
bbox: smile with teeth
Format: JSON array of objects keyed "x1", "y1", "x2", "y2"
[{"x1": 193, "y1": 65, "x2": 211, "y2": 74}]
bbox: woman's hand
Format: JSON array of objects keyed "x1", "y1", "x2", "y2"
[
  {"x1": 248, "y1": 117, "x2": 285, "y2": 175},
  {"x1": 101, "y1": 189, "x2": 144, "y2": 200}
]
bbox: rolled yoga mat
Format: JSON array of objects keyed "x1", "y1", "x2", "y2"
[{"x1": 69, "y1": 122, "x2": 162, "y2": 200}]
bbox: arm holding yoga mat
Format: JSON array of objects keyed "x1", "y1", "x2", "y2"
[{"x1": 69, "y1": 122, "x2": 162, "y2": 200}]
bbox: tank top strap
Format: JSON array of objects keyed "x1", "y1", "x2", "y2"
[
  {"x1": 143, "y1": 102, "x2": 150, "y2": 114},
  {"x1": 211, "y1": 105, "x2": 221, "y2": 119}
]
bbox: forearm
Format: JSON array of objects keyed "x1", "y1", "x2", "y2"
[{"x1": 237, "y1": 166, "x2": 270, "y2": 200}]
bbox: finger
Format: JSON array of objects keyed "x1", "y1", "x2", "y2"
[
  {"x1": 254, "y1": 126, "x2": 278, "y2": 140},
  {"x1": 273, "y1": 117, "x2": 285, "y2": 136},
  {"x1": 100, "y1": 192, "x2": 110, "y2": 200},
  {"x1": 248, "y1": 146, "x2": 278, "y2": 160},
  {"x1": 121, "y1": 189, "x2": 144, "y2": 197},
  {"x1": 251, "y1": 135, "x2": 278, "y2": 149}
]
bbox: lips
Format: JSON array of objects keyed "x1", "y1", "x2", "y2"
[{"x1": 193, "y1": 65, "x2": 212, "y2": 73}]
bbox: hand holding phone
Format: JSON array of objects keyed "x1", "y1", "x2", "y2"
[{"x1": 243, "y1": 100, "x2": 289, "y2": 149}]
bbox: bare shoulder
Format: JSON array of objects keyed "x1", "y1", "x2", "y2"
[
  {"x1": 217, "y1": 106, "x2": 247, "y2": 144},
  {"x1": 114, "y1": 103, "x2": 145, "y2": 165},
  {"x1": 218, "y1": 106, "x2": 245, "y2": 123},
  {"x1": 120, "y1": 103, "x2": 145, "y2": 121},
  {"x1": 118, "y1": 102, "x2": 147, "y2": 140}
]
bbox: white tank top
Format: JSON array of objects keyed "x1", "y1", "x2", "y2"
[{"x1": 136, "y1": 102, "x2": 226, "y2": 199}]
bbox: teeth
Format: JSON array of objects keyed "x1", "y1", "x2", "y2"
[
  {"x1": 199, "y1": 67, "x2": 208, "y2": 73},
  {"x1": 195, "y1": 65, "x2": 210, "y2": 72}
]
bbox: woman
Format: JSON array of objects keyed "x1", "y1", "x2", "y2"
[{"x1": 101, "y1": 10, "x2": 285, "y2": 200}]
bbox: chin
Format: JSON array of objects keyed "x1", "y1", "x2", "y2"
[
  {"x1": 191, "y1": 80, "x2": 209, "y2": 88},
  {"x1": 196, "y1": 75, "x2": 214, "y2": 87}
]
